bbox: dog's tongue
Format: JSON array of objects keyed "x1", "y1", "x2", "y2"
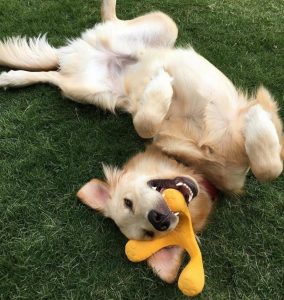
[{"x1": 147, "y1": 246, "x2": 183, "y2": 283}]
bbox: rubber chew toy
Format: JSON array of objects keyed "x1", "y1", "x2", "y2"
[{"x1": 125, "y1": 189, "x2": 205, "y2": 297}]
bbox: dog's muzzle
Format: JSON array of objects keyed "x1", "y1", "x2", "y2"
[{"x1": 147, "y1": 176, "x2": 199, "y2": 231}]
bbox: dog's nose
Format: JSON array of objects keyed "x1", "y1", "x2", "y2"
[{"x1": 148, "y1": 210, "x2": 171, "y2": 231}]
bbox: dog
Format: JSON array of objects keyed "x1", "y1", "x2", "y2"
[{"x1": 0, "y1": 0, "x2": 283, "y2": 282}]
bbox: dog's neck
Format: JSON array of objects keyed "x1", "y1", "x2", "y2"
[{"x1": 200, "y1": 179, "x2": 218, "y2": 201}]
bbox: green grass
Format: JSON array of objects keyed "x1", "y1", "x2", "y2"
[{"x1": 0, "y1": 0, "x2": 283, "y2": 299}]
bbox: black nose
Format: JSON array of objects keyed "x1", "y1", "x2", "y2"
[{"x1": 148, "y1": 210, "x2": 171, "y2": 231}]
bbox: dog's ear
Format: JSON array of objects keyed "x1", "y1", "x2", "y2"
[
  {"x1": 255, "y1": 85, "x2": 278, "y2": 111},
  {"x1": 147, "y1": 246, "x2": 184, "y2": 283},
  {"x1": 243, "y1": 103, "x2": 283, "y2": 181},
  {"x1": 77, "y1": 179, "x2": 110, "y2": 214},
  {"x1": 102, "y1": 164, "x2": 124, "y2": 188}
]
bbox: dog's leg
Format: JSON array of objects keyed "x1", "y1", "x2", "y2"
[
  {"x1": 98, "y1": 0, "x2": 178, "y2": 48},
  {"x1": 244, "y1": 103, "x2": 283, "y2": 181},
  {"x1": 0, "y1": 70, "x2": 119, "y2": 110},
  {"x1": 101, "y1": 0, "x2": 118, "y2": 21},
  {"x1": 125, "y1": 12, "x2": 178, "y2": 48},
  {"x1": 133, "y1": 68, "x2": 173, "y2": 138},
  {"x1": 0, "y1": 70, "x2": 62, "y2": 88}
]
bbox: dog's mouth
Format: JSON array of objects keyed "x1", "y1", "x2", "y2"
[{"x1": 147, "y1": 176, "x2": 198, "y2": 204}]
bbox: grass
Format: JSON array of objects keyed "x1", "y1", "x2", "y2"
[{"x1": 0, "y1": 0, "x2": 283, "y2": 299}]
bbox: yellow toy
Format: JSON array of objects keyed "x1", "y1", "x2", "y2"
[{"x1": 125, "y1": 189, "x2": 205, "y2": 297}]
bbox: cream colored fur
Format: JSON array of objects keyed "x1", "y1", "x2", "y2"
[
  {"x1": 0, "y1": 0, "x2": 283, "y2": 282},
  {"x1": 0, "y1": 35, "x2": 57, "y2": 70},
  {"x1": 0, "y1": 1, "x2": 282, "y2": 193}
]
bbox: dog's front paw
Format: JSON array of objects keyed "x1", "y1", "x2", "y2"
[
  {"x1": 143, "y1": 68, "x2": 173, "y2": 112},
  {"x1": 153, "y1": 67, "x2": 173, "y2": 83},
  {"x1": 134, "y1": 68, "x2": 174, "y2": 138},
  {"x1": 147, "y1": 68, "x2": 173, "y2": 100}
]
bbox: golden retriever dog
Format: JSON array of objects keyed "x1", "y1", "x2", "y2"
[{"x1": 0, "y1": 0, "x2": 283, "y2": 282}]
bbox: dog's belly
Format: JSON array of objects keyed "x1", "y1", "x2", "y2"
[
  {"x1": 166, "y1": 49, "x2": 239, "y2": 120},
  {"x1": 58, "y1": 39, "x2": 127, "y2": 96}
]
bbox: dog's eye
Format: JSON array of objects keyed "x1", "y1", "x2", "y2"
[{"x1": 124, "y1": 198, "x2": 133, "y2": 210}]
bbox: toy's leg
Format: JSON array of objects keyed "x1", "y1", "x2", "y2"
[
  {"x1": 177, "y1": 207, "x2": 205, "y2": 296},
  {"x1": 178, "y1": 253, "x2": 204, "y2": 296},
  {"x1": 125, "y1": 234, "x2": 177, "y2": 262}
]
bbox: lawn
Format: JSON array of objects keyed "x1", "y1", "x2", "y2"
[{"x1": 0, "y1": 0, "x2": 283, "y2": 299}]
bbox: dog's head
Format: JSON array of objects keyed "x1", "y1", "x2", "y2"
[
  {"x1": 77, "y1": 163, "x2": 198, "y2": 240},
  {"x1": 76, "y1": 148, "x2": 213, "y2": 282}
]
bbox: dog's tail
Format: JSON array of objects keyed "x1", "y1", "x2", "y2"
[{"x1": 0, "y1": 34, "x2": 58, "y2": 71}]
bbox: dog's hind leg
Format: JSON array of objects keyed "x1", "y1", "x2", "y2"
[
  {"x1": 0, "y1": 69, "x2": 119, "y2": 111},
  {"x1": 0, "y1": 70, "x2": 61, "y2": 88},
  {"x1": 99, "y1": 0, "x2": 178, "y2": 48},
  {"x1": 124, "y1": 12, "x2": 178, "y2": 48},
  {"x1": 101, "y1": 0, "x2": 118, "y2": 21}
]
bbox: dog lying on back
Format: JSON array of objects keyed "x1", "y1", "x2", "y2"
[{"x1": 0, "y1": 0, "x2": 283, "y2": 282}]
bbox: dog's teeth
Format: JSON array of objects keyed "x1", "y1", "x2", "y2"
[
  {"x1": 188, "y1": 194, "x2": 193, "y2": 202},
  {"x1": 152, "y1": 186, "x2": 157, "y2": 190},
  {"x1": 176, "y1": 181, "x2": 194, "y2": 199},
  {"x1": 184, "y1": 184, "x2": 190, "y2": 192},
  {"x1": 174, "y1": 212, "x2": 179, "y2": 217}
]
